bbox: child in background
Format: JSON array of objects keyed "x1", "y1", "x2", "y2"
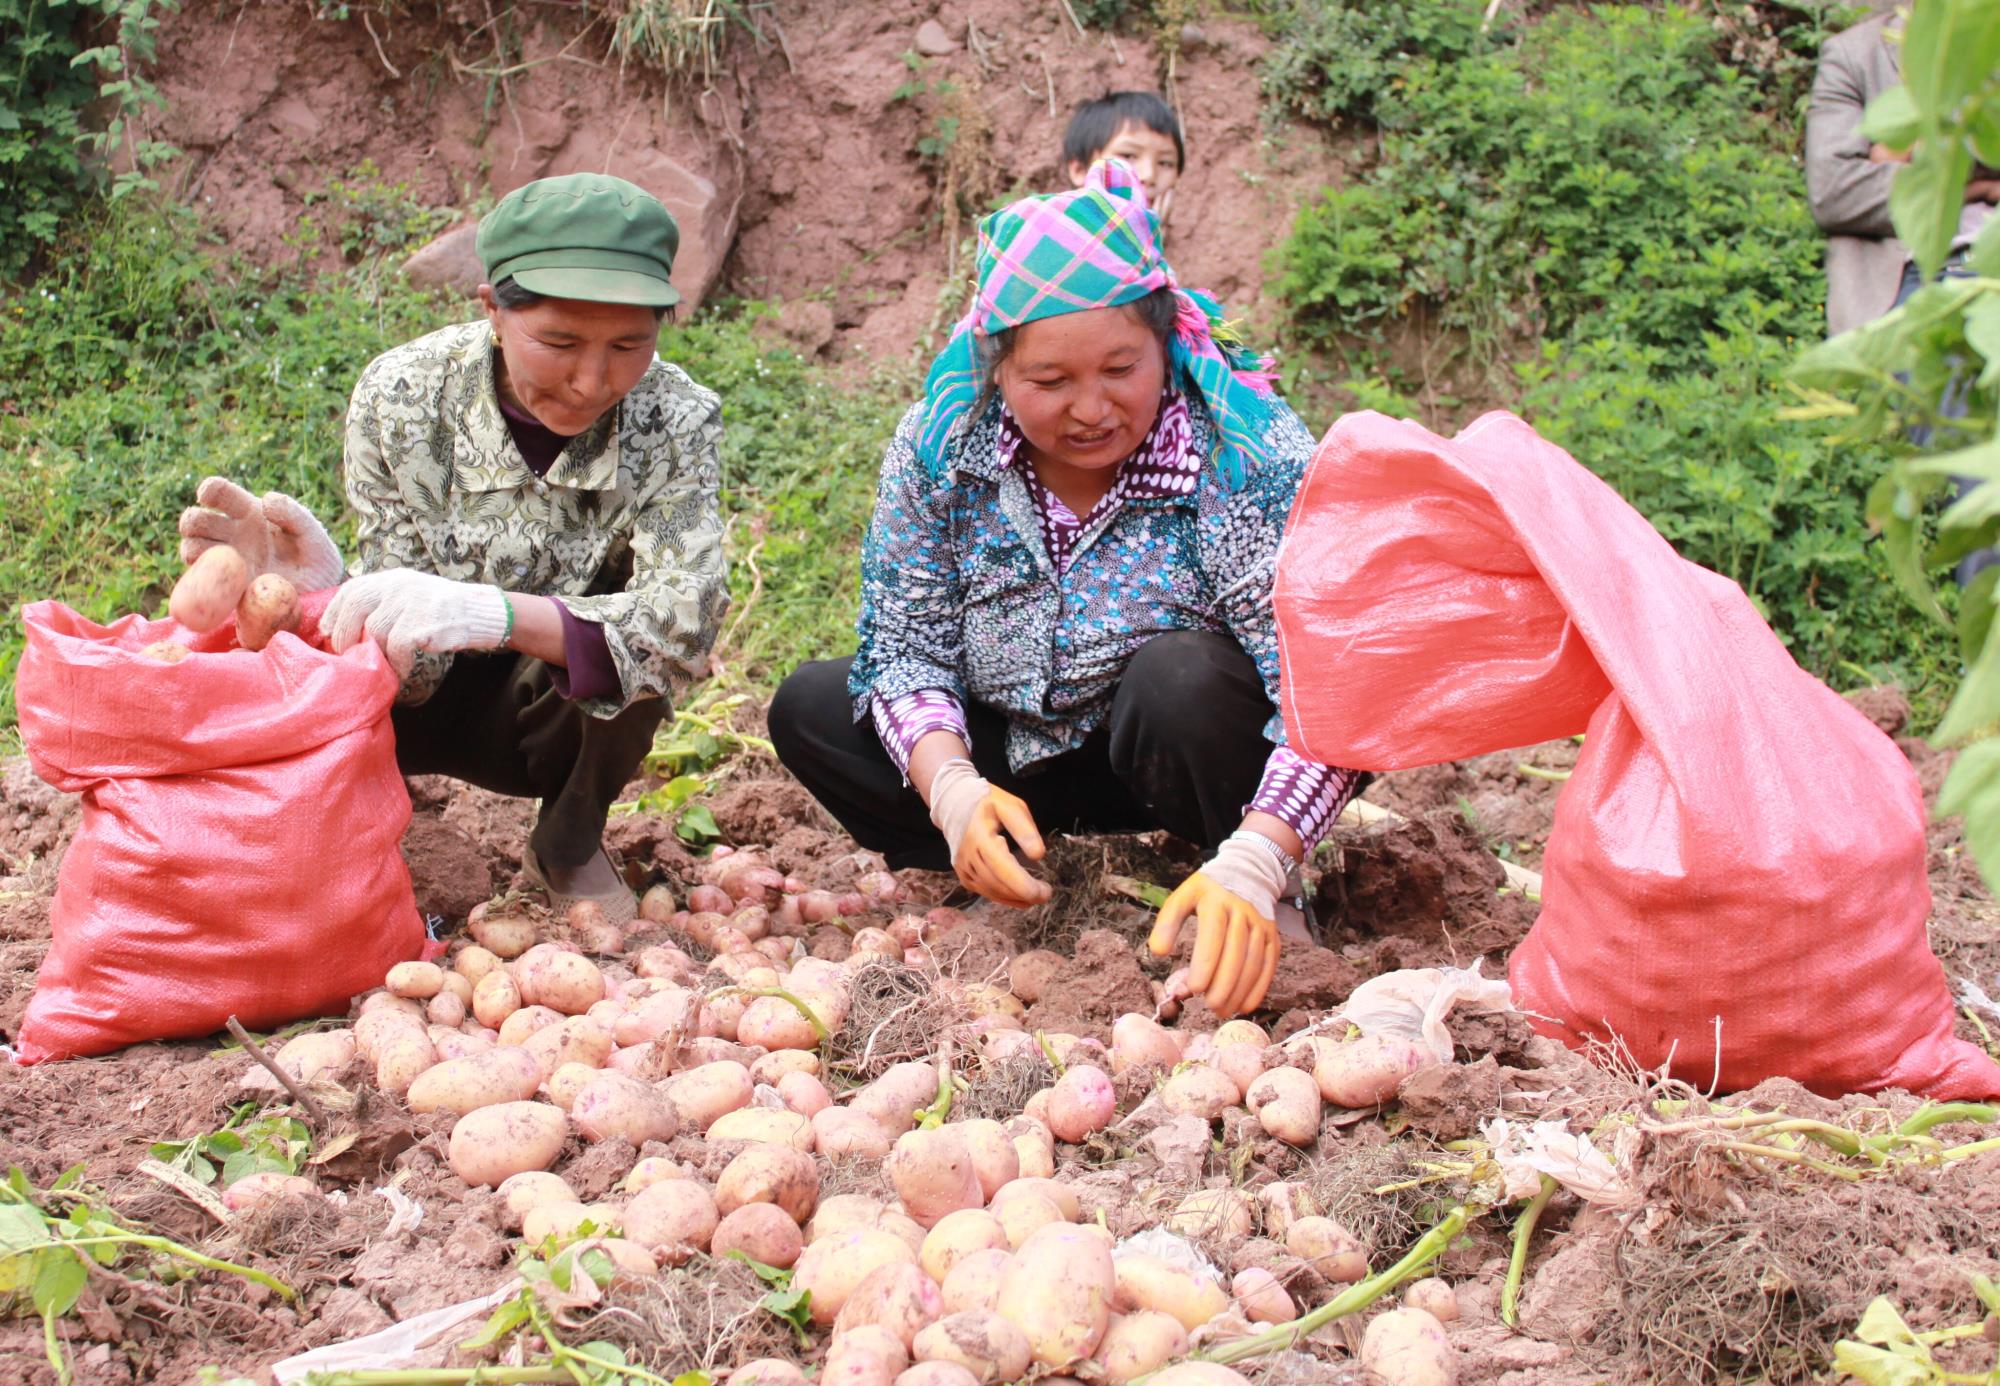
[{"x1": 1062, "y1": 91, "x2": 1185, "y2": 224}]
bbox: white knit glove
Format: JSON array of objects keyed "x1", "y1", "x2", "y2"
[
  {"x1": 1194, "y1": 831, "x2": 1293, "y2": 924},
  {"x1": 927, "y1": 758, "x2": 991, "y2": 861},
  {"x1": 323, "y1": 569, "x2": 510, "y2": 676},
  {"x1": 177, "y1": 477, "x2": 345, "y2": 590}
]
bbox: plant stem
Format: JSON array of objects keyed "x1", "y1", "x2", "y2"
[
  {"x1": 19, "y1": 1234, "x2": 295, "y2": 1300},
  {"x1": 1035, "y1": 1030, "x2": 1067, "y2": 1076},
  {"x1": 1197, "y1": 1204, "x2": 1475, "y2": 1365},
  {"x1": 1719, "y1": 1142, "x2": 1865, "y2": 1180},
  {"x1": 1501, "y1": 1176, "x2": 1556, "y2": 1327},
  {"x1": 226, "y1": 1014, "x2": 329, "y2": 1130},
  {"x1": 1897, "y1": 1102, "x2": 1998, "y2": 1138},
  {"x1": 1939, "y1": 1136, "x2": 2000, "y2": 1162}
]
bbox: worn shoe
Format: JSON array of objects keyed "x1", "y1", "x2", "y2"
[{"x1": 522, "y1": 844, "x2": 638, "y2": 927}]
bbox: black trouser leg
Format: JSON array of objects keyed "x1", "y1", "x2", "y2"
[
  {"x1": 391, "y1": 654, "x2": 666, "y2": 869},
  {"x1": 768, "y1": 657, "x2": 1154, "y2": 871},
  {"x1": 1105, "y1": 630, "x2": 1279, "y2": 852}
]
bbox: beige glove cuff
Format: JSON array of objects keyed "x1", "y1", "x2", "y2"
[
  {"x1": 926, "y1": 758, "x2": 991, "y2": 862},
  {"x1": 1196, "y1": 831, "x2": 1293, "y2": 923}
]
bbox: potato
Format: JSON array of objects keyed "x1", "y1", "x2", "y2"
[
  {"x1": 1112, "y1": 1254, "x2": 1230, "y2": 1332},
  {"x1": 993, "y1": 1176, "x2": 1080, "y2": 1222},
  {"x1": 709, "y1": 1108, "x2": 815, "y2": 1151},
  {"x1": 354, "y1": 1006, "x2": 424, "y2": 1063},
  {"x1": 808, "y1": 1194, "x2": 894, "y2": 1244},
  {"x1": 776, "y1": 1071, "x2": 833, "y2": 1118},
  {"x1": 989, "y1": 1189, "x2": 1062, "y2": 1250},
  {"x1": 523, "y1": 1200, "x2": 621, "y2": 1246},
  {"x1": 523, "y1": 1016, "x2": 614, "y2": 1081},
  {"x1": 1286, "y1": 1216, "x2": 1368, "y2": 1284},
  {"x1": 1095, "y1": 1310, "x2": 1189, "y2": 1385},
  {"x1": 385, "y1": 960, "x2": 445, "y2": 999},
  {"x1": 358, "y1": 989, "x2": 423, "y2": 1019},
  {"x1": 738, "y1": 994, "x2": 828, "y2": 1051},
  {"x1": 426, "y1": 989, "x2": 467, "y2": 1027},
  {"x1": 713, "y1": 1202, "x2": 805, "y2": 1269},
  {"x1": 1257, "y1": 1182, "x2": 1317, "y2": 1238},
  {"x1": 447, "y1": 1101, "x2": 567, "y2": 1187},
  {"x1": 950, "y1": 1119, "x2": 1019, "y2": 1200},
  {"x1": 139, "y1": 640, "x2": 190, "y2": 663},
  {"x1": 1232, "y1": 1266, "x2": 1295, "y2": 1323},
  {"x1": 888, "y1": 1127, "x2": 985, "y2": 1228},
  {"x1": 1110, "y1": 1014, "x2": 1183, "y2": 1075},
  {"x1": 717, "y1": 1145, "x2": 820, "y2": 1223},
  {"x1": 170, "y1": 543, "x2": 250, "y2": 633},
  {"x1": 1164, "y1": 1189, "x2": 1253, "y2": 1242},
  {"x1": 752, "y1": 1049, "x2": 821, "y2": 1085},
  {"x1": 834, "y1": 1262, "x2": 945, "y2": 1352},
  {"x1": 824, "y1": 1325, "x2": 907, "y2": 1386},
  {"x1": 1211, "y1": 1040, "x2": 1268, "y2": 1098},
  {"x1": 895, "y1": 1366, "x2": 980, "y2": 1386},
  {"x1": 816, "y1": 1107, "x2": 895, "y2": 1160},
  {"x1": 497, "y1": 1005, "x2": 563, "y2": 1049},
  {"x1": 1401, "y1": 1277, "x2": 1459, "y2": 1323},
  {"x1": 472, "y1": 970, "x2": 523, "y2": 1028},
  {"x1": 1160, "y1": 1065, "x2": 1240, "y2": 1120},
  {"x1": 1002, "y1": 1116, "x2": 1056, "y2": 1181},
  {"x1": 432, "y1": 1025, "x2": 494, "y2": 1061},
  {"x1": 470, "y1": 911, "x2": 538, "y2": 960},
  {"x1": 795, "y1": 1229, "x2": 920, "y2": 1327},
  {"x1": 623, "y1": 1157, "x2": 690, "y2": 1193},
  {"x1": 534, "y1": 951, "x2": 607, "y2": 1016},
  {"x1": 996, "y1": 1223, "x2": 1115, "y2": 1366},
  {"x1": 1311, "y1": 1035, "x2": 1434, "y2": 1108},
  {"x1": 879, "y1": 1209, "x2": 928, "y2": 1258},
  {"x1": 1245, "y1": 1066, "x2": 1321, "y2": 1147},
  {"x1": 241, "y1": 1030, "x2": 355, "y2": 1092},
  {"x1": 1147, "y1": 1367, "x2": 1252, "y2": 1385},
  {"x1": 374, "y1": 1031, "x2": 437, "y2": 1097},
  {"x1": 1046, "y1": 1065, "x2": 1115, "y2": 1143},
  {"x1": 454, "y1": 945, "x2": 502, "y2": 983},
  {"x1": 623, "y1": 1179, "x2": 720, "y2": 1265},
  {"x1": 220, "y1": 1172, "x2": 317, "y2": 1213},
  {"x1": 232, "y1": 572, "x2": 302, "y2": 651},
  {"x1": 852, "y1": 1063, "x2": 941, "y2": 1134},
  {"x1": 729, "y1": 1361, "x2": 809, "y2": 1386},
  {"x1": 568, "y1": 1235, "x2": 657, "y2": 1282},
  {"x1": 940, "y1": 1248, "x2": 1012, "y2": 1316},
  {"x1": 619, "y1": 989, "x2": 713, "y2": 1048},
  {"x1": 547, "y1": 1061, "x2": 600, "y2": 1111},
  {"x1": 1360, "y1": 1307, "x2": 1456, "y2": 1386},
  {"x1": 495, "y1": 1171, "x2": 580, "y2": 1230},
  {"x1": 407, "y1": 1047, "x2": 541, "y2": 1118},
  {"x1": 667, "y1": 1060, "x2": 754, "y2": 1131},
  {"x1": 572, "y1": 1071, "x2": 678, "y2": 1145},
  {"x1": 920, "y1": 1209, "x2": 1010, "y2": 1286},
  {"x1": 912, "y1": 1308, "x2": 1033, "y2": 1384}
]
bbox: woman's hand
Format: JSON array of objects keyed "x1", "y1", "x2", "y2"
[
  {"x1": 1147, "y1": 830, "x2": 1292, "y2": 1018},
  {"x1": 323, "y1": 569, "x2": 510, "y2": 676},
  {"x1": 177, "y1": 477, "x2": 345, "y2": 590},
  {"x1": 927, "y1": 758, "x2": 1053, "y2": 909}
]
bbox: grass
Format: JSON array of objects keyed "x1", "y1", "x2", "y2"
[{"x1": 0, "y1": 197, "x2": 907, "y2": 727}]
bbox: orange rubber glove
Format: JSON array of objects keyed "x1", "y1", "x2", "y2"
[
  {"x1": 927, "y1": 759, "x2": 1052, "y2": 909},
  {"x1": 1147, "y1": 831, "x2": 1291, "y2": 1018}
]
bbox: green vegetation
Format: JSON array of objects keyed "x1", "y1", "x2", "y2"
[
  {"x1": 1272, "y1": 2, "x2": 1954, "y2": 703},
  {"x1": 0, "y1": 176, "x2": 902, "y2": 725}
]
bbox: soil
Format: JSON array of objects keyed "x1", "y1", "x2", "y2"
[{"x1": 1, "y1": 687, "x2": 1997, "y2": 1384}]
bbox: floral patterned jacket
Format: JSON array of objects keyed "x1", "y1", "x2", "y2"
[
  {"x1": 342, "y1": 321, "x2": 729, "y2": 716},
  {"x1": 849, "y1": 391, "x2": 1318, "y2": 772}
]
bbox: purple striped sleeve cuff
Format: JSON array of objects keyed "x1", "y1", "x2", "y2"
[
  {"x1": 546, "y1": 598, "x2": 621, "y2": 704},
  {"x1": 871, "y1": 688, "x2": 971, "y2": 777},
  {"x1": 1249, "y1": 745, "x2": 1363, "y2": 852}
]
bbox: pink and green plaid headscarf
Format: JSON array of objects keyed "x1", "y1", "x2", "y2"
[{"x1": 914, "y1": 159, "x2": 1279, "y2": 491}]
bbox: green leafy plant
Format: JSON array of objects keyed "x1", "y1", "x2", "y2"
[
  {"x1": 149, "y1": 1103, "x2": 310, "y2": 1186},
  {"x1": 1260, "y1": 0, "x2": 1501, "y2": 126},
  {"x1": 614, "y1": 688, "x2": 775, "y2": 845},
  {"x1": 303, "y1": 159, "x2": 458, "y2": 263},
  {"x1": 0, "y1": 0, "x2": 177, "y2": 279},
  {"x1": 1832, "y1": 1280, "x2": 2000, "y2": 1385},
  {"x1": 723, "y1": 1251, "x2": 812, "y2": 1345},
  {"x1": 1788, "y1": 0, "x2": 2000, "y2": 886},
  {"x1": 0, "y1": 1166, "x2": 293, "y2": 1384}
]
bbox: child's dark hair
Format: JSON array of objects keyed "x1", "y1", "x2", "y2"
[{"x1": 1061, "y1": 91, "x2": 1185, "y2": 171}]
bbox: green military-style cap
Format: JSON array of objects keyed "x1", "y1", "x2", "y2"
[{"x1": 477, "y1": 173, "x2": 681, "y2": 308}]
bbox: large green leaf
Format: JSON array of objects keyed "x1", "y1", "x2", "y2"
[
  {"x1": 1891, "y1": 138, "x2": 1975, "y2": 275},
  {"x1": 1964, "y1": 295, "x2": 2000, "y2": 391},
  {"x1": 30, "y1": 1248, "x2": 85, "y2": 1318},
  {"x1": 1937, "y1": 741, "x2": 2000, "y2": 888},
  {"x1": 1862, "y1": 84, "x2": 1922, "y2": 149},
  {"x1": 1899, "y1": 0, "x2": 2000, "y2": 113}
]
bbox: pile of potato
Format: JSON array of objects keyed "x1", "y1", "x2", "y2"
[
  {"x1": 144, "y1": 543, "x2": 303, "y2": 660},
  {"x1": 235, "y1": 850, "x2": 1462, "y2": 1386}
]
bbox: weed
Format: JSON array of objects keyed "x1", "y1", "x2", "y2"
[
  {"x1": 304, "y1": 159, "x2": 459, "y2": 263},
  {"x1": 149, "y1": 1103, "x2": 310, "y2": 1186}
]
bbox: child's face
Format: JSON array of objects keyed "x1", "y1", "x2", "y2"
[{"x1": 1068, "y1": 120, "x2": 1182, "y2": 212}]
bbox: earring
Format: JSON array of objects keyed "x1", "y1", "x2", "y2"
[{"x1": 491, "y1": 332, "x2": 502, "y2": 347}]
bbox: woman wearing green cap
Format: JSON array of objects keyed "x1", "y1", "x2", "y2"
[{"x1": 177, "y1": 174, "x2": 728, "y2": 923}]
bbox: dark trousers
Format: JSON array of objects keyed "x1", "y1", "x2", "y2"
[
  {"x1": 391, "y1": 653, "x2": 665, "y2": 869},
  {"x1": 767, "y1": 630, "x2": 1277, "y2": 871}
]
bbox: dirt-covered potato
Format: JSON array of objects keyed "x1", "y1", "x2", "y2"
[
  {"x1": 447, "y1": 1101, "x2": 568, "y2": 1187},
  {"x1": 407, "y1": 1047, "x2": 541, "y2": 1118},
  {"x1": 240, "y1": 1030, "x2": 355, "y2": 1092},
  {"x1": 139, "y1": 640, "x2": 191, "y2": 662},
  {"x1": 940, "y1": 1248, "x2": 1013, "y2": 1316},
  {"x1": 912, "y1": 1309, "x2": 1033, "y2": 1384},
  {"x1": 815, "y1": 1107, "x2": 895, "y2": 1160},
  {"x1": 851, "y1": 1062, "x2": 941, "y2": 1134},
  {"x1": 988, "y1": 1188, "x2": 1062, "y2": 1251},
  {"x1": 1094, "y1": 1310, "x2": 1189, "y2": 1385},
  {"x1": 497, "y1": 1004, "x2": 562, "y2": 1048},
  {"x1": 667, "y1": 1060, "x2": 754, "y2": 1131},
  {"x1": 1002, "y1": 1116, "x2": 1055, "y2": 1180},
  {"x1": 1160, "y1": 1065, "x2": 1241, "y2": 1120},
  {"x1": 522, "y1": 1015, "x2": 614, "y2": 1081},
  {"x1": 707, "y1": 1108, "x2": 814, "y2": 1151},
  {"x1": 470, "y1": 911, "x2": 537, "y2": 960},
  {"x1": 996, "y1": 1223, "x2": 1115, "y2": 1367},
  {"x1": 571, "y1": 1071, "x2": 678, "y2": 1145},
  {"x1": 888, "y1": 1127, "x2": 984, "y2": 1228},
  {"x1": 220, "y1": 1172, "x2": 317, "y2": 1213},
  {"x1": 1045, "y1": 1065, "x2": 1115, "y2": 1143},
  {"x1": 1110, "y1": 1014, "x2": 1183, "y2": 1074},
  {"x1": 1245, "y1": 1066, "x2": 1321, "y2": 1146},
  {"x1": 1164, "y1": 1189, "x2": 1253, "y2": 1242},
  {"x1": 777, "y1": 1070, "x2": 833, "y2": 1118},
  {"x1": 833, "y1": 1262, "x2": 945, "y2": 1352},
  {"x1": 170, "y1": 543, "x2": 250, "y2": 632},
  {"x1": 521, "y1": 1200, "x2": 620, "y2": 1246},
  {"x1": 374, "y1": 1030, "x2": 436, "y2": 1097},
  {"x1": 716, "y1": 1145, "x2": 820, "y2": 1223},
  {"x1": 568, "y1": 1235, "x2": 656, "y2": 1282},
  {"x1": 1401, "y1": 1277, "x2": 1460, "y2": 1323},
  {"x1": 952, "y1": 1119, "x2": 1020, "y2": 1200},
  {"x1": 795, "y1": 1228, "x2": 921, "y2": 1327},
  {"x1": 471, "y1": 969, "x2": 523, "y2": 1029},
  {"x1": 495, "y1": 1171, "x2": 580, "y2": 1231},
  {"x1": 1360, "y1": 1306, "x2": 1456, "y2": 1386},
  {"x1": 894, "y1": 1365, "x2": 980, "y2": 1386},
  {"x1": 713, "y1": 1202, "x2": 805, "y2": 1269},
  {"x1": 1286, "y1": 1216, "x2": 1369, "y2": 1284},
  {"x1": 1232, "y1": 1266, "x2": 1295, "y2": 1323},
  {"x1": 1111, "y1": 1254, "x2": 1230, "y2": 1332},
  {"x1": 235, "y1": 573, "x2": 302, "y2": 651},
  {"x1": 728, "y1": 1361, "x2": 808, "y2": 1386},
  {"x1": 622, "y1": 1179, "x2": 720, "y2": 1266},
  {"x1": 1312, "y1": 1034, "x2": 1435, "y2": 1108},
  {"x1": 823, "y1": 1325, "x2": 908, "y2": 1386},
  {"x1": 920, "y1": 1209, "x2": 1009, "y2": 1286}
]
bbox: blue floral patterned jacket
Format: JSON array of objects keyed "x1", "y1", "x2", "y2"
[{"x1": 848, "y1": 391, "x2": 1318, "y2": 773}]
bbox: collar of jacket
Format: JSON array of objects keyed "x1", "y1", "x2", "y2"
[
  {"x1": 447, "y1": 325, "x2": 623, "y2": 494},
  {"x1": 945, "y1": 395, "x2": 1212, "y2": 507}
]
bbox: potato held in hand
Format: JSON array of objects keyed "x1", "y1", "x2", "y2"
[
  {"x1": 236, "y1": 574, "x2": 302, "y2": 652},
  {"x1": 170, "y1": 544, "x2": 250, "y2": 633}
]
